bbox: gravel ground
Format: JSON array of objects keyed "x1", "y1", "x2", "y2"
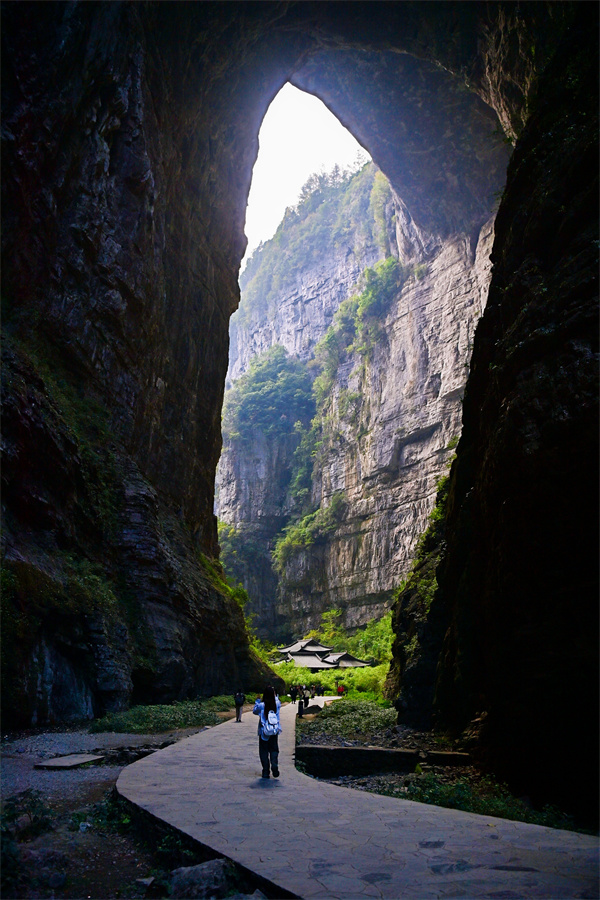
[
  {"x1": 1, "y1": 725, "x2": 213, "y2": 899},
  {"x1": 1, "y1": 726, "x2": 208, "y2": 813}
]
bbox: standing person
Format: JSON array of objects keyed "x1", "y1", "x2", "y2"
[
  {"x1": 290, "y1": 685, "x2": 298, "y2": 705},
  {"x1": 253, "y1": 685, "x2": 281, "y2": 779},
  {"x1": 234, "y1": 688, "x2": 245, "y2": 722},
  {"x1": 303, "y1": 685, "x2": 311, "y2": 708}
]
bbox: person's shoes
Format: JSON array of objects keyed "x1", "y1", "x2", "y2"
[
  {"x1": 261, "y1": 773, "x2": 270, "y2": 779},
  {"x1": 272, "y1": 768, "x2": 280, "y2": 778}
]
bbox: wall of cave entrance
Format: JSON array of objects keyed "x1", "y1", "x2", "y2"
[
  {"x1": 1, "y1": 3, "x2": 597, "y2": 819},
  {"x1": 216, "y1": 67, "x2": 508, "y2": 640}
]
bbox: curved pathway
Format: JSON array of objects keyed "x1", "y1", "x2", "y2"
[{"x1": 117, "y1": 698, "x2": 598, "y2": 899}]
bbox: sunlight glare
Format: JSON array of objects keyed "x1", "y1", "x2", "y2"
[{"x1": 242, "y1": 83, "x2": 369, "y2": 269}]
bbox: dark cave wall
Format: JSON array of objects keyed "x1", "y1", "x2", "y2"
[
  {"x1": 432, "y1": 6, "x2": 599, "y2": 818},
  {"x1": 2, "y1": 0, "x2": 595, "y2": 801},
  {"x1": 1, "y1": 1, "x2": 299, "y2": 721},
  {"x1": 384, "y1": 4, "x2": 598, "y2": 821},
  {"x1": 1, "y1": 1, "x2": 307, "y2": 552}
]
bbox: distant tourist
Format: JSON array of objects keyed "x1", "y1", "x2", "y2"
[
  {"x1": 290, "y1": 686, "x2": 298, "y2": 704},
  {"x1": 303, "y1": 686, "x2": 310, "y2": 707},
  {"x1": 253, "y1": 685, "x2": 282, "y2": 779},
  {"x1": 234, "y1": 689, "x2": 245, "y2": 722}
]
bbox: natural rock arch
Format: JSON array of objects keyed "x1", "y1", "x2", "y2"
[
  {"x1": 2, "y1": 2, "x2": 597, "y2": 822},
  {"x1": 0, "y1": 3, "x2": 556, "y2": 544}
]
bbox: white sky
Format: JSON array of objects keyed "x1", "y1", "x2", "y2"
[{"x1": 242, "y1": 83, "x2": 369, "y2": 267}]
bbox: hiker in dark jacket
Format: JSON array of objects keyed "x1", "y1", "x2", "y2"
[{"x1": 234, "y1": 689, "x2": 245, "y2": 722}]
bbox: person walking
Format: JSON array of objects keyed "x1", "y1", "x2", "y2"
[
  {"x1": 234, "y1": 688, "x2": 245, "y2": 722},
  {"x1": 290, "y1": 685, "x2": 298, "y2": 705},
  {"x1": 253, "y1": 685, "x2": 281, "y2": 779},
  {"x1": 303, "y1": 685, "x2": 311, "y2": 708}
]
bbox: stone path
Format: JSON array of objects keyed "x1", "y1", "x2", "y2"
[
  {"x1": 35, "y1": 753, "x2": 105, "y2": 769},
  {"x1": 117, "y1": 698, "x2": 599, "y2": 899}
]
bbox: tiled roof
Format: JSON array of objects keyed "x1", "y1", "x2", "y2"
[
  {"x1": 286, "y1": 653, "x2": 337, "y2": 668},
  {"x1": 278, "y1": 639, "x2": 332, "y2": 655}
]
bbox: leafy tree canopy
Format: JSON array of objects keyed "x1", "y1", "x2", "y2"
[
  {"x1": 306, "y1": 608, "x2": 394, "y2": 664},
  {"x1": 222, "y1": 344, "x2": 314, "y2": 443}
]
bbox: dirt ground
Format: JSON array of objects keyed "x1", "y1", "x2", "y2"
[{"x1": 1, "y1": 717, "x2": 241, "y2": 900}]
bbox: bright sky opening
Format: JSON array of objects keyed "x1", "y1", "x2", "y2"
[{"x1": 242, "y1": 83, "x2": 370, "y2": 269}]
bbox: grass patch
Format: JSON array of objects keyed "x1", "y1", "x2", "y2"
[
  {"x1": 372, "y1": 772, "x2": 582, "y2": 832},
  {"x1": 296, "y1": 699, "x2": 396, "y2": 741},
  {"x1": 89, "y1": 696, "x2": 235, "y2": 734}
]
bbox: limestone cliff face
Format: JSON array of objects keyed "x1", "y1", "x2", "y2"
[
  {"x1": 217, "y1": 154, "x2": 496, "y2": 639},
  {"x1": 216, "y1": 429, "x2": 297, "y2": 630},
  {"x1": 275, "y1": 219, "x2": 495, "y2": 635},
  {"x1": 229, "y1": 241, "x2": 383, "y2": 382}
]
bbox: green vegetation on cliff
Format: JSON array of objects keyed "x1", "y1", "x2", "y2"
[
  {"x1": 272, "y1": 491, "x2": 347, "y2": 571},
  {"x1": 313, "y1": 255, "x2": 404, "y2": 404},
  {"x1": 384, "y1": 462, "x2": 452, "y2": 708},
  {"x1": 271, "y1": 254, "x2": 405, "y2": 569},
  {"x1": 222, "y1": 344, "x2": 314, "y2": 443},
  {"x1": 238, "y1": 162, "x2": 384, "y2": 326},
  {"x1": 217, "y1": 522, "x2": 266, "y2": 594}
]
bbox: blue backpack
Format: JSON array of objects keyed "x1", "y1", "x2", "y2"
[{"x1": 261, "y1": 709, "x2": 281, "y2": 738}]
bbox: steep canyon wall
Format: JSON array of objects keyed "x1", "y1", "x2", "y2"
[
  {"x1": 218, "y1": 165, "x2": 496, "y2": 639},
  {"x1": 2, "y1": 4, "x2": 595, "y2": 822},
  {"x1": 276, "y1": 219, "x2": 495, "y2": 636}
]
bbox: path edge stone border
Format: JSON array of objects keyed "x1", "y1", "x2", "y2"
[{"x1": 115, "y1": 786, "x2": 300, "y2": 899}]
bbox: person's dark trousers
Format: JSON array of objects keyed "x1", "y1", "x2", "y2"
[
  {"x1": 259, "y1": 735, "x2": 279, "y2": 777},
  {"x1": 235, "y1": 705, "x2": 242, "y2": 722}
]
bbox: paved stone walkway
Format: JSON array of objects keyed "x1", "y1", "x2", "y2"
[{"x1": 117, "y1": 698, "x2": 599, "y2": 899}]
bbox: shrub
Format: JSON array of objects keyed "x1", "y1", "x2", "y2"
[
  {"x1": 273, "y1": 492, "x2": 347, "y2": 572},
  {"x1": 277, "y1": 662, "x2": 390, "y2": 698},
  {"x1": 296, "y1": 699, "x2": 396, "y2": 738},
  {"x1": 369, "y1": 169, "x2": 393, "y2": 254},
  {"x1": 2, "y1": 789, "x2": 54, "y2": 840},
  {"x1": 398, "y1": 774, "x2": 579, "y2": 831},
  {"x1": 89, "y1": 696, "x2": 236, "y2": 734}
]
